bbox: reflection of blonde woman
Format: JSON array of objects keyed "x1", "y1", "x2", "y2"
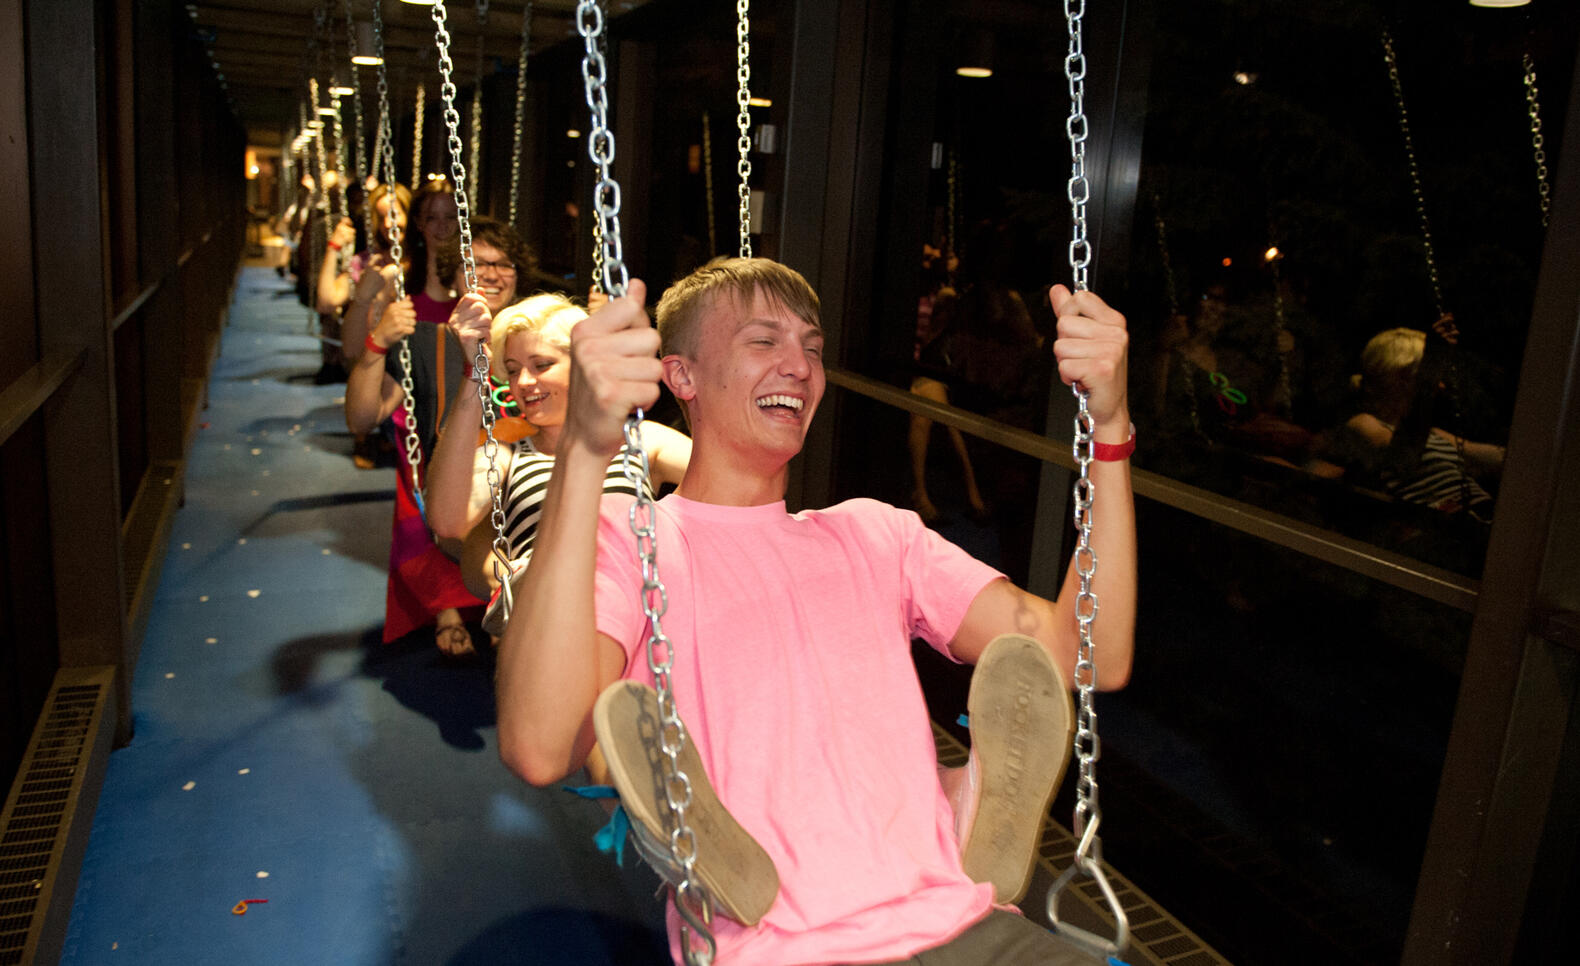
[
  {"x1": 1310, "y1": 326, "x2": 1503, "y2": 518},
  {"x1": 424, "y1": 294, "x2": 692, "y2": 646}
]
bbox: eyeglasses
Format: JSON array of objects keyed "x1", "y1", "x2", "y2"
[{"x1": 475, "y1": 258, "x2": 517, "y2": 275}]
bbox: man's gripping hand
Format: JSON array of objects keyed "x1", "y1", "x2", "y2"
[
  {"x1": 565, "y1": 279, "x2": 663, "y2": 458},
  {"x1": 1050, "y1": 284, "x2": 1130, "y2": 440}
]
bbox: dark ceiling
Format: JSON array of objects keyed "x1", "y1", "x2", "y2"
[{"x1": 186, "y1": 1, "x2": 649, "y2": 146}]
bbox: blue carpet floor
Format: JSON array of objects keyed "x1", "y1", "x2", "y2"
[{"x1": 60, "y1": 268, "x2": 669, "y2": 966}]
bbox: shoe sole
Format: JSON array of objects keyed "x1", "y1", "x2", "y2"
[
  {"x1": 593, "y1": 681, "x2": 780, "y2": 925},
  {"x1": 961, "y1": 634, "x2": 1073, "y2": 905}
]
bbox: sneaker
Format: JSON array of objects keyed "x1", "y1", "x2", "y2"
[
  {"x1": 958, "y1": 634, "x2": 1073, "y2": 905},
  {"x1": 593, "y1": 681, "x2": 780, "y2": 926}
]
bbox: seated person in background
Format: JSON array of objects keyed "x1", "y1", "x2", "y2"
[
  {"x1": 1308, "y1": 322, "x2": 1504, "y2": 520},
  {"x1": 344, "y1": 217, "x2": 530, "y2": 656},
  {"x1": 497, "y1": 257, "x2": 1136, "y2": 965},
  {"x1": 422, "y1": 292, "x2": 690, "y2": 625}
]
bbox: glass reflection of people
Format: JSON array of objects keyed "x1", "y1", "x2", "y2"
[
  {"x1": 909, "y1": 225, "x2": 1047, "y2": 526},
  {"x1": 1307, "y1": 320, "x2": 1503, "y2": 521}
]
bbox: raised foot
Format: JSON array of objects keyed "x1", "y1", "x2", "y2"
[
  {"x1": 960, "y1": 633, "x2": 1074, "y2": 904},
  {"x1": 593, "y1": 681, "x2": 780, "y2": 925}
]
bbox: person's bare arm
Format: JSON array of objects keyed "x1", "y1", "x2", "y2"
[
  {"x1": 315, "y1": 218, "x2": 357, "y2": 314},
  {"x1": 344, "y1": 290, "x2": 414, "y2": 435},
  {"x1": 497, "y1": 280, "x2": 661, "y2": 786},
  {"x1": 426, "y1": 294, "x2": 497, "y2": 541}
]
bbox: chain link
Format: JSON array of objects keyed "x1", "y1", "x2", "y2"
[
  {"x1": 432, "y1": 0, "x2": 514, "y2": 588},
  {"x1": 430, "y1": 0, "x2": 479, "y2": 296},
  {"x1": 413, "y1": 80, "x2": 426, "y2": 184},
  {"x1": 509, "y1": 2, "x2": 533, "y2": 229},
  {"x1": 735, "y1": 0, "x2": 752, "y2": 257},
  {"x1": 1381, "y1": 29, "x2": 1471, "y2": 514},
  {"x1": 1523, "y1": 52, "x2": 1551, "y2": 228},
  {"x1": 577, "y1": 4, "x2": 711, "y2": 960},
  {"x1": 702, "y1": 110, "x2": 717, "y2": 254},
  {"x1": 470, "y1": 1, "x2": 488, "y2": 200},
  {"x1": 1381, "y1": 32, "x2": 1442, "y2": 316},
  {"x1": 371, "y1": 0, "x2": 424, "y2": 497},
  {"x1": 1046, "y1": 0, "x2": 1127, "y2": 957},
  {"x1": 346, "y1": 0, "x2": 372, "y2": 237}
]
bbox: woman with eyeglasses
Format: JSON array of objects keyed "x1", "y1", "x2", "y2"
[{"x1": 345, "y1": 216, "x2": 534, "y2": 656}]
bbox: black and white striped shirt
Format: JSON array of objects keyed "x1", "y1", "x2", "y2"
[{"x1": 499, "y1": 437, "x2": 653, "y2": 562}]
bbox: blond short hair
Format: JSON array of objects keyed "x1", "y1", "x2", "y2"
[
  {"x1": 654, "y1": 257, "x2": 821, "y2": 360},
  {"x1": 489, "y1": 293, "x2": 587, "y2": 381}
]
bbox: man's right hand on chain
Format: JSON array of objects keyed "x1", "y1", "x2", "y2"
[{"x1": 565, "y1": 278, "x2": 660, "y2": 459}]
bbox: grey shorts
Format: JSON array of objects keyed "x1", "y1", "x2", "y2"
[{"x1": 850, "y1": 909, "x2": 1105, "y2": 966}]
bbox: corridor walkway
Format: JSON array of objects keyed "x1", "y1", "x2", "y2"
[{"x1": 59, "y1": 267, "x2": 667, "y2": 965}]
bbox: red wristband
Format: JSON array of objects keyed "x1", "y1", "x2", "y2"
[
  {"x1": 1091, "y1": 424, "x2": 1136, "y2": 462},
  {"x1": 327, "y1": 240, "x2": 343, "y2": 251},
  {"x1": 363, "y1": 333, "x2": 389, "y2": 356}
]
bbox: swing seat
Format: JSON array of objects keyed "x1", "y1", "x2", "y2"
[
  {"x1": 593, "y1": 680, "x2": 781, "y2": 926},
  {"x1": 958, "y1": 634, "x2": 1074, "y2": 905}
]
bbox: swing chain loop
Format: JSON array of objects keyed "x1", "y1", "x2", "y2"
[
  {"x1": 584, "y1": 4, "x2": 709, "y2": 953},
  {"x1": 579, "y1": 0, "x2": 628, "y2": 299},
  {"x1": 373, "y1": 0, "x2": 422, "y2": 496},
  {"x1": 345, "y1": 0, "x2": 371, "y2": 236},
  {"x1": 1523, "y1": 52, "x2": 1551, "y2": 228},
  {"x1": 470, "y1": 1, "x2": 488, "y2": 196},
  {"x1": 431, "y1": 0, "x2": 479, "y2": 297},
  {"x1": 1381, "y1": 31, "x2": 1443, "y2": 316},
  {"x1": 1046, "y1": 0, "x2": 1127, "y2": 957},
  {"x1": 414, "y1": 81, "x2": 426, "y2": 184},
  {"x1": 510, "y1": 2, "x2": 533, "y2": 229},
  {"x1": 736, "y1": 0, "x2": 752, "y2": 257}
]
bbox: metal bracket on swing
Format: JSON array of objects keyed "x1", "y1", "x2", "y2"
[{"x1": 1046, "y1": 816, "x2": 1130, "y2": 959}]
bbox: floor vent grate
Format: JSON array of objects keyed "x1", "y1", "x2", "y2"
[
  {"x1": 932, "y1": 722, "x2": 1233, "y2": 966},
  {"x1": 0, "y1": 681, "x2": 105, "y2": 965}
]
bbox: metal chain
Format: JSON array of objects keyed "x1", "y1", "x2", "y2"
[
  {"x1": 1381, "y1": 29, "x2": 1471, "y2": 514},
  {"x1": 588, "y1": 3, "x2": 612, "y2": 296},
  {"x1": 346, "y1": 0, "x2": 372, "y2": 237},
  {"x1": 413, "y1": 80, "x2": 426, "y2": 184},
  {"x1": 509, "y1": 1, "x2": 533, "y2": 229},
  {"x1": 735, "y1": 0, "x2": 752, "y2": 257},
  {"x1": 470, "y1": 0, "x2": 488, "y2": 201},
  {"x1": 1046, "y1": 0, "x2": 1127, "y2": 957},
  {"x1": 1381, "y1": 31, "x2": 1443, "y2": 316},
  {"x1": 702, "y1": 110, "x2": 716, "y2": 254},
  {"x1": 1523, "y1": 52, "x2": 1551, "y2": 228},
  {"x1": 372, "y1": 0, "x2": 423, "y2": 496},
  {"x1": 578, "y1": 6, "x2": 710, "y2": 961},
  {"x1": 433, "y1": 0, "x2": 513, "y2": 589},
  {"x1": 330, "y1": 88, "x2": 349, "y2": 226},
  {"x1": 1151, "y1": 193, "x2": 1178, "y2": 318},
  {"x1": 946, "y1": 150, "x2": 957, "y2": 285},
  {"x1": 430, "y1": 0, "x2": 479, "y2": 296}
]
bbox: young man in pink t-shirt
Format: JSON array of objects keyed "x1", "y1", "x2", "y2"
[{"x1": 496, "y1": 259, "x2": 1136, "y2": 965}]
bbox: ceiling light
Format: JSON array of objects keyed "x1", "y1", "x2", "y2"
[
  {"x1": 317, "y1": 106, "x2": 338, "y2": 116},
  {"x1": 330, "y1": 86, "x2": 356, "y2": 96},
  {"x1": 1468, "y1": 1, "x2": 1530, "y2": 8},
  {"x1": 1264, "y1": 246, "x2": 1282, "y2": 262},
  {"x1": 1233, "y1": 71, "x2": 1257, "y2": 85},
  {"x1": 400, "y1": 0, "x2": 437, "y2": 5},
  {"x1": 748, "y1": 96, "x2": 772, "y2": 108},
  {"x1": 352, "y1": 21, "x2": 381, "y2": 64},
  {"x1": 566, "y1": 128, "x2": 582, "y2": 138},
  {"x1": 956, "y1": 28, "x2": 994, "y2": 79}
]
